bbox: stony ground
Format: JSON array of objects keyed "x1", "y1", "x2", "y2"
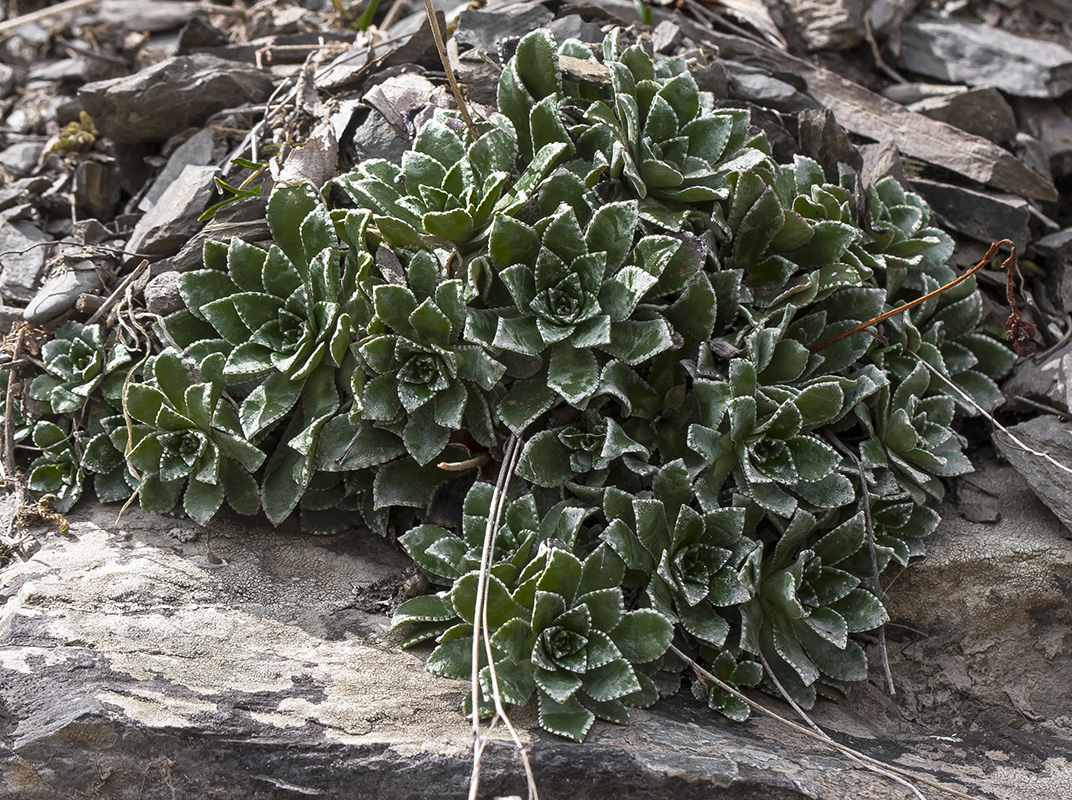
[{"x1": 1, "y1": 458, "x2": 1070, "y2": 799}]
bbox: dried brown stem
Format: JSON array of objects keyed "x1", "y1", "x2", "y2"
[
  {"x1": 825, "y1": 432, "x2": 895, "y2": 695},
  {"x1": 422, "y1": 0, "x2": 477, "y2": 137},
  {"x1": 87, "y1": 259, "x2": 149, "y2": 326},
  {"x1": 810, "y1": 240, "x2": 1022, "y2": 355}
]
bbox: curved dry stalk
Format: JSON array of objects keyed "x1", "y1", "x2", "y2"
[
  {"x1": 421, "y1": 0, "x2": 478, "y2": 137},
  {"x1": 468, "y1": 435, "x2": 539, "y2": 800},
  {"x1": 757, "y1": 652, "x2": 924, "y2": 800},
  {"x1": 1, "y1": 325, "x2": 25, "y2": 483},
  {"x1": 669, "y1": 644, "x2": 983, "y2": 800},
  {"x1": 910, "y1": 353, "x2": 1072, "y2": 478},
  {"x1": 825, "y1": 432, "x2": 895, "y2": 695},
  {"x1": 811, "y1": 239, "x2": 1016, "y2": 354}
]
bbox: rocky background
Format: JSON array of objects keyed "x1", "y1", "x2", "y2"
[{"x1": 1, "y1": 0, "x2": 1071, "y2": 798}]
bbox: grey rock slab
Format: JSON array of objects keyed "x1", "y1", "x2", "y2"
[
  {"x1": 79, "y1": 54, "x2": 275, "y2": 144},
  {"x1": 143, "y1": 270, "x2": 183, "y2": 316},
  {"x1": 993, "y1": 415, "x2": 1072, "y2": 539},
  {"x1": 547, "y1": 14, "x2": 606, "y2": 46},
  {"x1": 351, "y1": 110, "x2": 410, "y2": 166},
  {"x1": 0, "y1": 63, "x2": 15, "y2": 97},
  {"x1": 454, "y1": 1, "x2": 554, "y2": 54},
  {"x1": 124, "y1": 164, "x2": 217, "y2": 261},
  {"x1": 1016, "y1": 99, "x2": 1072, "y2": 180},
  {"x1": 1010, "y1": 132, "x2": 1054, "y2": 185},
  {"x1": 0, "y1": 141, "x2": 42, "y2": 178},
  {"x1": 1, "y1": 500, "x2": 1063, "y2": 800},
  {"x1": 79, "y1": 0, "x2": 214, "y2": 33},
  {"x1": 779, "y1": 0, "x2": 865, "y2": 51},
  {"x1": 907, "y1": 87, "x2": 1018, "y2": 144},
  {"x1": 21, "y1": 264, "x2": 103, "y2": 324},
  {"x1": 909, "y1": 178, "x2": 1030, "y2": 251},
  {"x1": 277, "y1": 123, "x2": 338, "y2": 190},
  {"x1": 1002, "y1": 339, "x2": 1072, "y2": 414},
  {"x1": 0, "y1": 220, "x2": 52, "y2": 303},
  {"x1": 1035, "y1": 226, "x2": 1072, "y2": 262},
  {"x1": 140, "y1": 128, "x2": 224, "y2": 212},
  {"x1": 896, "y1": 14, "x2": 1072, "y2": 99},
  {"x1": 699, "y1": 28, "x2": 1057, "y2": 202},
  {"x1": 1033, "y1": 227, "x2": 1072, "y2": 316},
  {"x1": 881, "y1": 459, "x2": 1072, "y2": 759},
  {"x1": 724, "y1": 62, "x2": 816, "y2": 114},
  {"x1": 651, "y1": 20, "x2": 684, "y2": 54},
  {"x1": 797, "y1": 107, "x2": 861, "y2": 180},
  {"x1": 147, "y1": 195, "x2": 271, "y2": 278},
  {"x1": 25, "y1": 57, "x2": 85, "y2": 86},
  {"x1": 176, "y1": 15, "x2": 229, "y2": 54},
  {"x1": 0, "y1": 176, "x2": 51, "y2": 214},
  {"x1": 73, "y1": 157, "x2": 121, "y2": 222},
  {"x1": 886, "y1": 458, "x2": 1072, "y2": 736},
  {"x1": 858, "y1": 141, "x2": 906, "y2": 185}
]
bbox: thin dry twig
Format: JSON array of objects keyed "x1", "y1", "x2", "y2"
[
  {"x1": 468, "y1": 435, "x2": 539, "y2": 800},
  {"x1": 1, "y1": 325, "x2": 25, "y2": 483},
  {"x1": 669, "y1": 643, "x2": 983, "y2": 800},
  {"x1": 825, "y1": 433, "x2": 895, "y2": 695},
  {"x1": 437, "y1": 453, "x2": 490, "y2": 471},
  {"x1": 757, "y1": 652, "x2": 924, "y2": 800},
  {"x1": 810, "y1": 240, "x2": 1022, "y2": 354},
  {"x1": 0, "y1": 0, "x2": 95, "y2": 36},
  {"x1": 422, "y1": 0, "x2": 478, "y2": 137},
  {"x1": 87, "y1": 260, "x2": 149, "y2": 326},
  {"x1": 912, "y1": 354, "x2": 1072, "y2": 479},
  {"x1": 863, "y1": 17, "x2": 906, "y2": 84}
]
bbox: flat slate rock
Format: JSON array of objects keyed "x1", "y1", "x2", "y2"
[
  {"x1": 2, "y1": 489, "x2": 1071, "y2": 799},
  {"x1": 779, "y1": 0, "x2": 865, "y2": 51},
  {"x1": 0, "y1": 219, "x2": 51, "y2": 302},
  {"x1": 78, "y1": 54, "x2": 274, "y2": 144},
  {"x1": 910, "y1": 178, "x2": 1030, "y2": 250},
  {"x1": 994, "y1": 415, "x2": 1072, "y2": 539},
  {"x1": 907, "y1": 87, "x2": 1018, "y2": 144},
  {"x1": 897, "y1": 14, "x2": 1072, "y2": 99}
]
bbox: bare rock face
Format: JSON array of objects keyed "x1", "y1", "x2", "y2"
[
  {"x1": 78, "y1": 54, "x2": 274, "y2": 144},
  {"x1": 885, "y1": 460, "x2": 1072, "y2": 742},
  {"x1": 993, "y1": 416, "x2": 1072, "y2": 539},
  {"x1": 2, "y1": 484, "x2": 1072, "y2": 799},
  {"x1": 779, "y1": 0, "x2": 865, "y2": 51},
  {"x1": 0, "y1": 220, "x2": 51, "y2": 302},
  {"x1": 897, "y1": 14, "x2": 1072, "y2": 99}
]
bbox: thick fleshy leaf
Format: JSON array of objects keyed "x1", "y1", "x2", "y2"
[
  {"x1": 548, "y1": 345, "x2": 600, "y2": 406},
  {"x1": 538, "y1": 692, "x2": 594, "y2": 742},
  {"x1": 610, "y1": 609, "x2": 673, "y2": 664}
]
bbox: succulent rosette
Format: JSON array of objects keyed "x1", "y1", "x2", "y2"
[{"x1": 29, "y1": 321, "x2": 131, "y2": 414}]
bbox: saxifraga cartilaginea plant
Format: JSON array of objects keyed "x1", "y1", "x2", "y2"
[{"x1": 13, "y1": 28, "x2": 1029, "y2": 742}]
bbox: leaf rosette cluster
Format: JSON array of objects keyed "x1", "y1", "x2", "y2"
[{"x1": 17, "y1": 26, "x2": 1024, "y2": 741}]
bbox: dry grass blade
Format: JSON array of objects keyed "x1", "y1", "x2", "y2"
[
  {"x1": 0, "y1": 0, "x2": 96, "y2": 36},
  {"x1": 757, "y1": 652, "x2": 924, "y2": 800},
  {"x1": 669, "y1": 644, "x2": 984, "y2": 800},
  {"x1": 468, "y1": 435, "x2": 539, "y2": 800},
  {"x1": 825, "y1": 433, "x2": 896, "y2": 696},
  {"x1": 911, "y1": 353, "x2": 1072, "y2": 479},
  {"x1": 422, "y1": 0, "x2": 477, "y2": 137},
  {"x1": 703, "y1": 0, "x2": 787, "y2": 49},
  {"x1": 1, "y1": 325, "x2": 24, "y2": 483}
]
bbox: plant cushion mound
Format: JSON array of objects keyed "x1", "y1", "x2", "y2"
[{"x1": 17, "y1": 27, "x2": 1020, "y2": 740}]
